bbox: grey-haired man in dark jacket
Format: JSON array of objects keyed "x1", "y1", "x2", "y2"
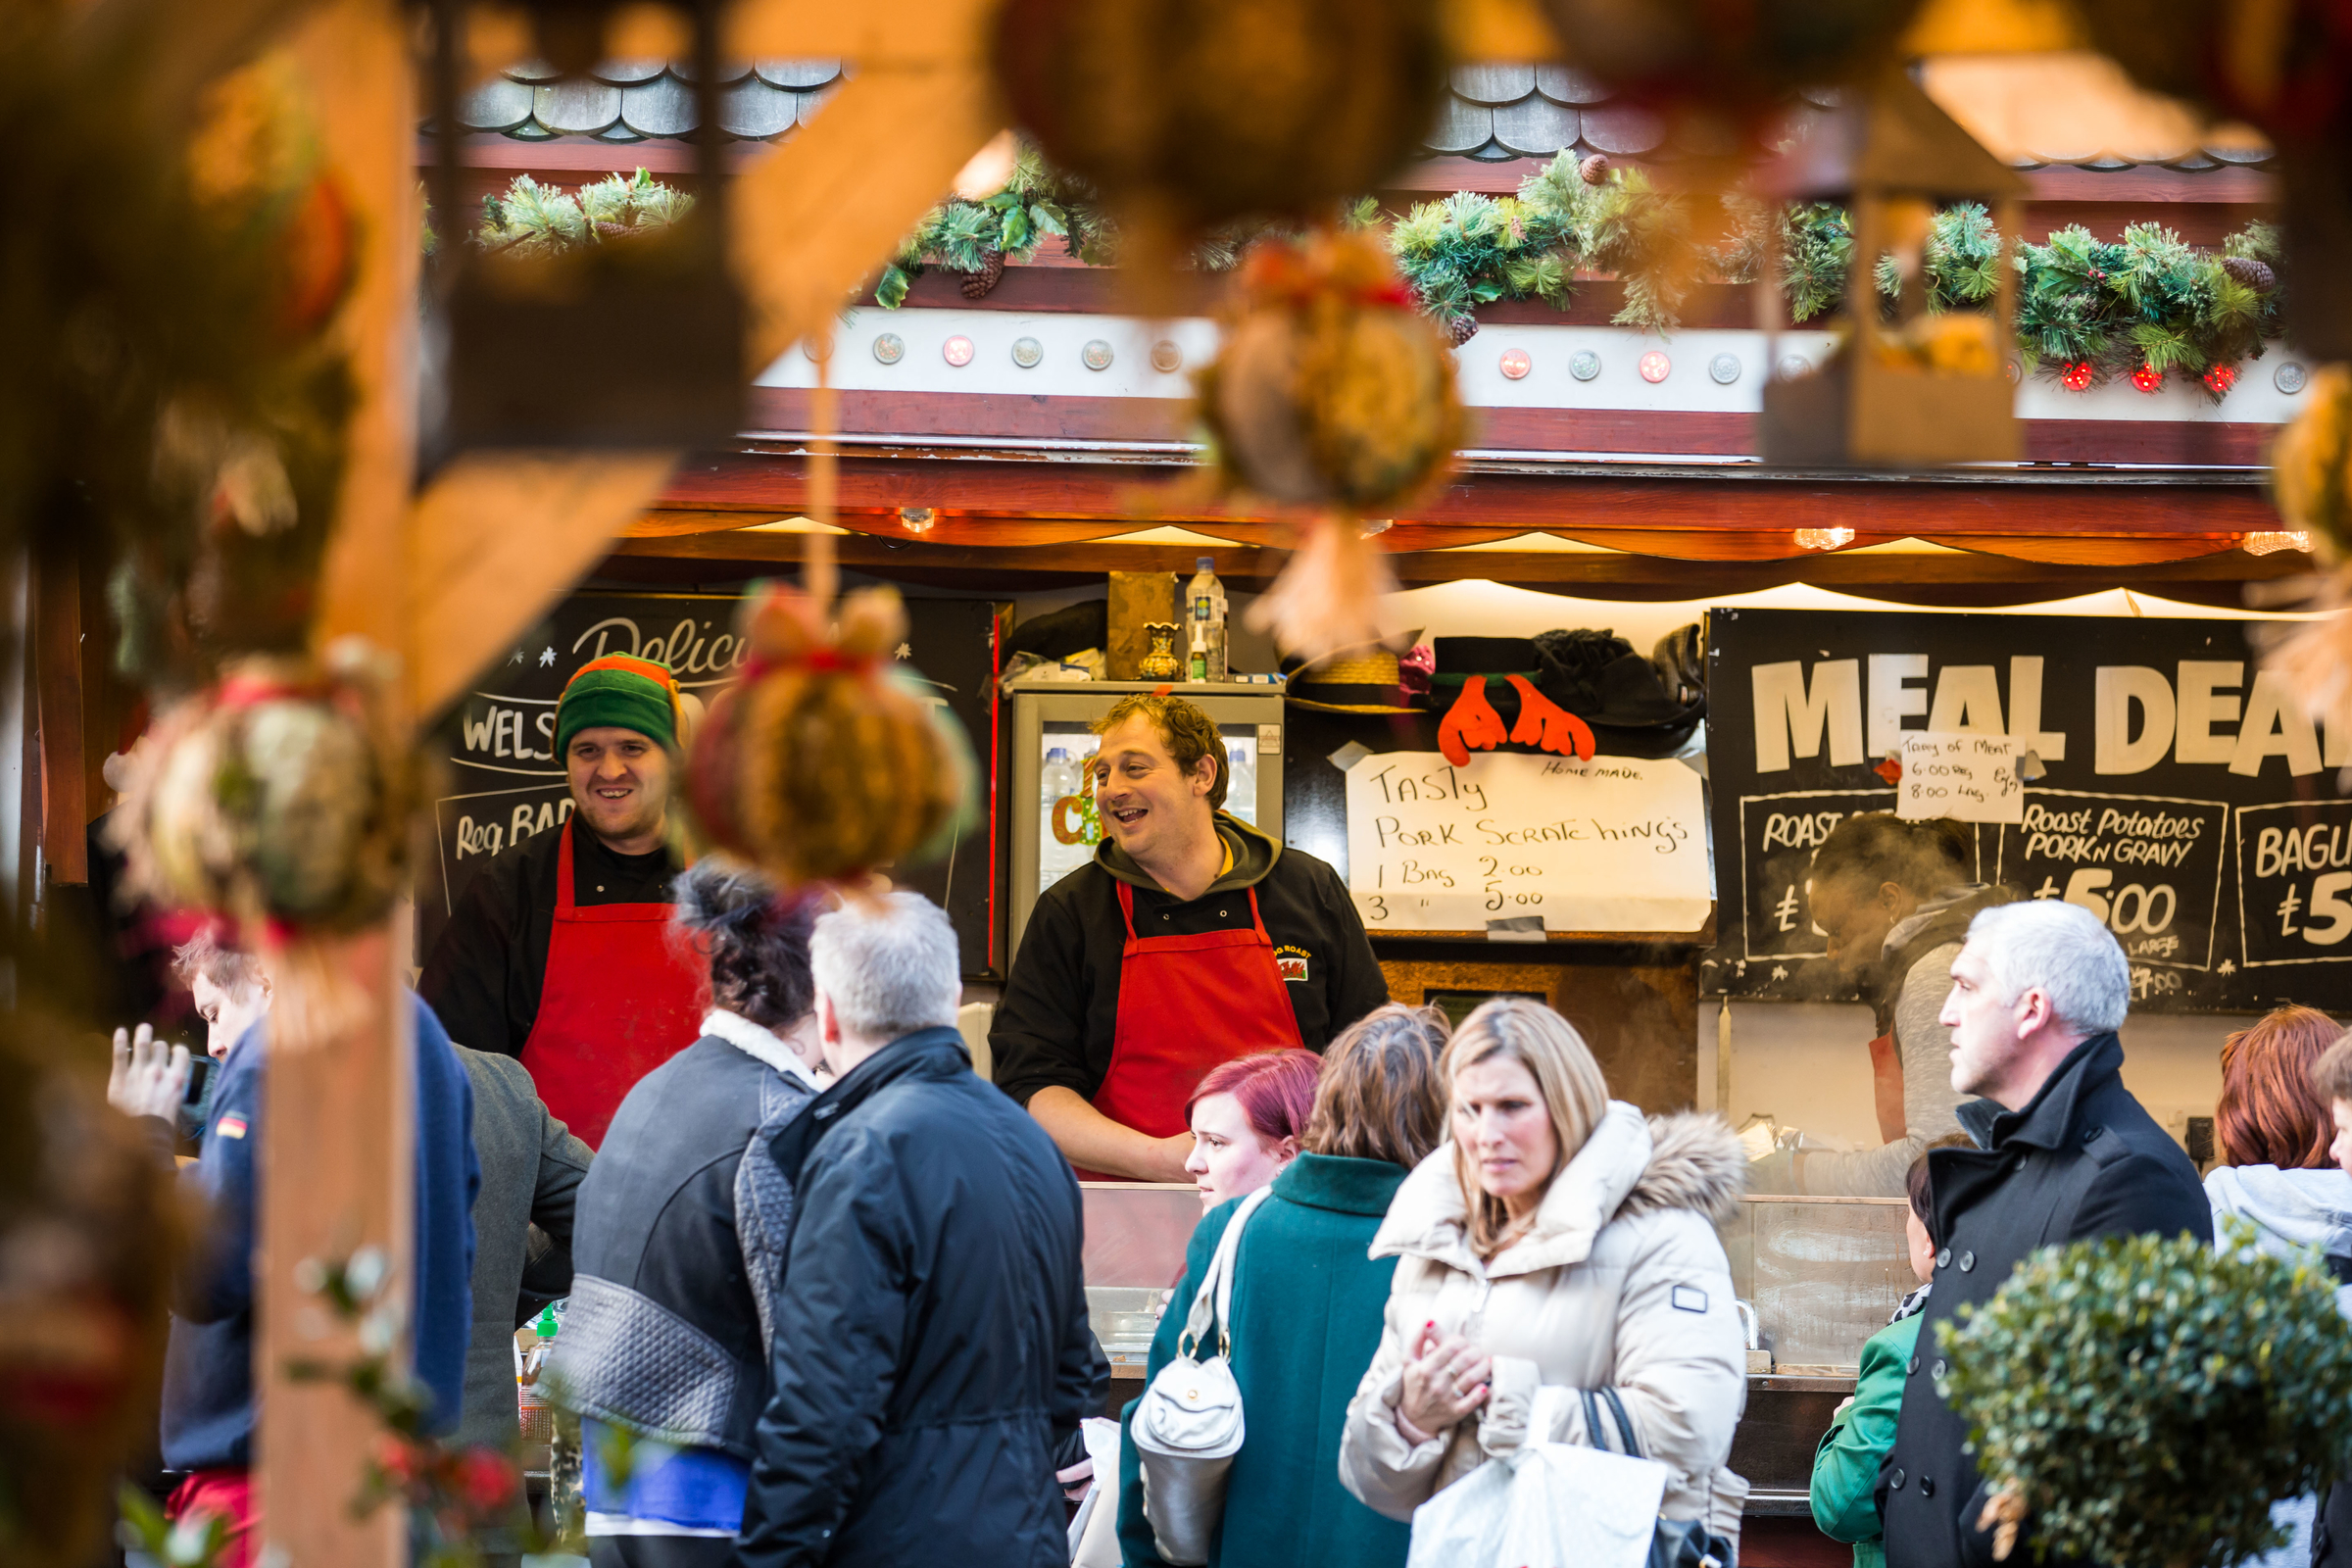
[
  {"x1": 733, "y1": 893, "x2": 1105, "y2": 1568},
  {"x1": 1880, "y1": 900, "x2": 2211, "y2": 1568}
]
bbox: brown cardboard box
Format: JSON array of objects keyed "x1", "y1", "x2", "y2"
[{"x1": 1106, "y1": 572, "x2": 1179, "y2": 681}]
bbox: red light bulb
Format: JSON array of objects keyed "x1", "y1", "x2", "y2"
[
  {"x1": 2203, "y1": 364, "x2": 2239, "y2": 395},
  {"x1": 2131, "y1": 362, "x2": 2164, "y2": 393},
  {"x1": 2062, "y1": 361, "x2": 2094, "y2": 392}
]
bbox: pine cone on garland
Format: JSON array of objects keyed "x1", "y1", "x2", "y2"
[
  {"x1": 1446, "y1": 313, "x2": 1479, "y2": 345},
  {"x1": 960, "y1": 248, "x2": 1006, "y2": 299},
  {"x1": 2223, "y1": 255, "x2": 2277, "y2": 293},
  {"x1": 1579, "y1": 153, "x2": 1612, "y2": 185}
]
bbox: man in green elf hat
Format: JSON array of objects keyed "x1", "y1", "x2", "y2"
[{"x1": 420, "y1": 654, "x2": 708, "y2": 1148}]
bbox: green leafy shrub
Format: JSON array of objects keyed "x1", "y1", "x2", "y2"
[{"x1": 1937, "y1": 1220, "x2": 2352, "y2": 1568}]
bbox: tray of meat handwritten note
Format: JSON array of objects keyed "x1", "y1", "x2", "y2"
[{"x1": 1342, "y1": 751, "x2": 1712, "y2": 937}]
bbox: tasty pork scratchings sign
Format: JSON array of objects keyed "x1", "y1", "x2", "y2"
[{"x1": 1705, "y1": 608, "x2": 2352, "y2": 1013}]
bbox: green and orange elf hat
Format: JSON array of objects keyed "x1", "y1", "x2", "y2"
[{"x1": 555, "y1": 655, "x2": 689, "y2": 756}]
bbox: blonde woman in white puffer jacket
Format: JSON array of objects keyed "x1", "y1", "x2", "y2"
[{"x1": 1338, "y1": 999, "x2": 1751, "y2": 1543}]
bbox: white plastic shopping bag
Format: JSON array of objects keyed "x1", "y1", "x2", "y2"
[{"x1": 1405, "y1": 1397, "x2": 1668, "y2": 1568}]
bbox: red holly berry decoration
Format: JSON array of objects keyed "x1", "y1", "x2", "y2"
[
  {"x1": 2203, "y1": 363, "x2": 2239, "y2": 395},
  {"x1": 2131, "y1": 362, "x2": 2164, "y2": 393},
  {"x1": 2061, "y1": 361, "x2": 2095, "y2": 392}
]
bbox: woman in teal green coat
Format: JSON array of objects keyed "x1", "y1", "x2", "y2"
[
  {"x1": 1811, "y1": 1143, "x2": 1953, "y2": 1568},
  {"x1": 1117, "y1": 1004, "x2": 1452, "y2": 1568}
]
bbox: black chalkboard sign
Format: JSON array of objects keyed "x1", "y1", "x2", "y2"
[
  {"x1": 1706, "y1": 607, "x2": 2351, "y2": 1013},
  {"x1": 416, "y1": 591, "x2": 1006, "y2": 977}
]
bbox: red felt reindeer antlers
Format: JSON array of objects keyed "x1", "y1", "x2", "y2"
[
  {"x1": 1438, "y1": 675, "x2": 1508, "y2": 765},
  {"x1": 1437, "y1": 674, "x2": 1595, "y2": 765},
  {"x1": 1503, "y1": 675, "x2": 1595, "y2": 760}
]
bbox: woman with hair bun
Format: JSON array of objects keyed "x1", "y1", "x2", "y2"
[
  {"x1": 551, "y1": 858, "x2": 827, "y2": 1568},
  {"x1": 1756, "y1": 812, "x2": 2013, "y2": 1197}
]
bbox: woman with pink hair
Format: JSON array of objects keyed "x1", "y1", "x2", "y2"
[{"x1": 1183, "y1": 1049, "x2": 1322, "y2": 1210}]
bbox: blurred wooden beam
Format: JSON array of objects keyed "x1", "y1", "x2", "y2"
[
  {"x1": 33, "y1": 539, "x2": 85, "y2": 886},
  {"x1": 1901, "y1": 0, "x2": 2087, "y2": 54},
  {"x1": 262, "y1": 9, "x2": 415, "y2": 1568},
  {"x1": 731, "y1": 64, "x2": 1002, "y2": 370}
]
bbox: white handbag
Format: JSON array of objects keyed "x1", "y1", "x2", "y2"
[
  {"x1": 1130, "y1": 1187, "x2": 1273, "y2": 1566},
  {"x1": 1406, "y1": 1386, "x2": 1669, "y2": 1568}
]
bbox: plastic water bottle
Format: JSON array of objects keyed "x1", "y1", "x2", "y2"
[
  {"x1": 1226, "y1": 746, "x2": 1256, "y2": 822},
  {"x1": 518, "y1": 1302, "x2": 561, "y2": 1443},
  {"x1": 1041, "y1": 747, "x2": 1079, "y2": 810},
  {"x1": 1186, "y1": 557, "x2": 1227, "y2": 682}
]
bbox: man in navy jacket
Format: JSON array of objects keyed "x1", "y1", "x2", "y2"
[
  {"x1": 121, "y1": 990, "x2": 479, "y2": 1562},
  {"x1": 734, "y1": 893, "x2": 1104, "y2": 1568}
]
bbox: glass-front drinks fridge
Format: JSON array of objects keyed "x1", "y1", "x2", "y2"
[{"x1": 1006, "y1": 681, "x2": 1287, "y2": 958}]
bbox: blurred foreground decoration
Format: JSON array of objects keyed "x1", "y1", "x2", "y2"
[
  {"x1": 0, "y1": 10, "x2": 358, "y2": 691},
  {"x1": 284, "y1": 1250, "x2": 540, "y2": 1568},
  {"x1": 0, "y1": 1013, "x2": 185, "y2": 1568},
  {"x1": 685, "y1": 583, "x2": 975, "y2": 890},
  {"x1": 2070, "y1": 0, "x2": 2352, "y2": 363},
  {"x1": 1937, "y1": 1222, "x2": 2352, "y2": 1568},
  {"x1": 1195, "y1": 230, "x2": 1462, "y2": 659},
  {"x1": 422, "y1": 0, "x2": 743, "y2": 457},
  {"x1": 1541, "y1": 0, "x2": 1924, "y2": 183},
  {"x1": 1758, "y1": 72, "x2": 2026, "y2": 467},
  {"x1": 990, "y1": 0, "x2": 1450, "y2": 295},
  {"x1": 110, "y1": 642, "x2": 412, "y2": 1046}
]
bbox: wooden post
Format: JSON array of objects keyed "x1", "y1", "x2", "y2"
[
  {"x1": 33, "y1": 537, "x2": 86, "y2": 886},
  {"x1": 258, "y1": 6, "x2": 418, "y2": 1564},
  {"x1": 256, "y1": 923, "x2": 412, "y2": 1568}
]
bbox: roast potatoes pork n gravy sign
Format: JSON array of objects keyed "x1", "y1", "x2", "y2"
[{"x1": 1707, "y1": 608, "x2": 2352, "y2": 1013}]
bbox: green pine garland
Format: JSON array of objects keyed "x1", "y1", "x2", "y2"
[
  {"x1": 1387, "y1": 189, "x2": 1574, "y2": 336},
  {"x1": 475, "y1": 170, "x2": 692, "y2": 258},
  {"x1": 1381, "y1": 153, "x2": 2285, "y2": 403},
  {"x1": 474, "y1": 154, "x2": 2285, "y2": 405},
  {"x1": 874, "y1": 145, "x2": 1071, "y2": 307}
]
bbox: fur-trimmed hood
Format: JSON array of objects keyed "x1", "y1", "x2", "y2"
[{"x1": 1371, "y1": 1102, "x2": 1747, "y2": 1280}]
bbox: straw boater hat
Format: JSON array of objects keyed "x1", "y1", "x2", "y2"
[{"x1": 1281, "y1": 644, "x2": 1421, "y2": 714}]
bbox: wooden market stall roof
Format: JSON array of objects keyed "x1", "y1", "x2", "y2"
[{"x1": 427, "y1": 45, "x2": 2311, "y2": 594}]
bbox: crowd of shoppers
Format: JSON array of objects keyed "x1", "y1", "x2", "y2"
[
  {"x1": 1118, "y1": 1004, "x2": 1450, "y2": 1568},
  {"x1": 110, "y1": 849, "x2": 2352, "y2": 1568}
]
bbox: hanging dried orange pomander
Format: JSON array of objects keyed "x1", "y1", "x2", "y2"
[
  {"x1": 1198, "y1": 229, "x2": 1464, "y2": 660},
  {"x1": 686, "y1": 584, "x2": 974, "y2": 889}
]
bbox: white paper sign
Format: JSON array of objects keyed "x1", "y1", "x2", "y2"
[
  {"x1": 1343, "y1": 751, "x2": 1710, "y2": 934},
  {"x1": 1895, "y1": 730, "x2": 2024, "y2": 823}
]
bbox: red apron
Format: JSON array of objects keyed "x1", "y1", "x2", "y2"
[
  {"x1": 1083, "y1": 881, "x2": 1304, "y2": 1177},
  {"x1": 516, "y1": 820, "x2": 707, "y2": 1149}
]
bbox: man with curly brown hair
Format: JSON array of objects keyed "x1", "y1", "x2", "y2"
[{"x1": 991, "y1": 692, "x2": 1386, "y2": 1180}]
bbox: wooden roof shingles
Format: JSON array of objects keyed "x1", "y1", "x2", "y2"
[{"x1": 452, "y1": 59, "x2": 2275, "y2": 172}]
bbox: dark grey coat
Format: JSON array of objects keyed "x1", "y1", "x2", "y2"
[
  {"x1": 455, "y1": 1046, "x2": 594, "y2": 1450},
  {"x1": 1879, "y1": 1033, "x2": 2212, "y2": 1568},
  {"x1": 552, "y1": 1016, "x2": 820, "y2": 1455}
]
